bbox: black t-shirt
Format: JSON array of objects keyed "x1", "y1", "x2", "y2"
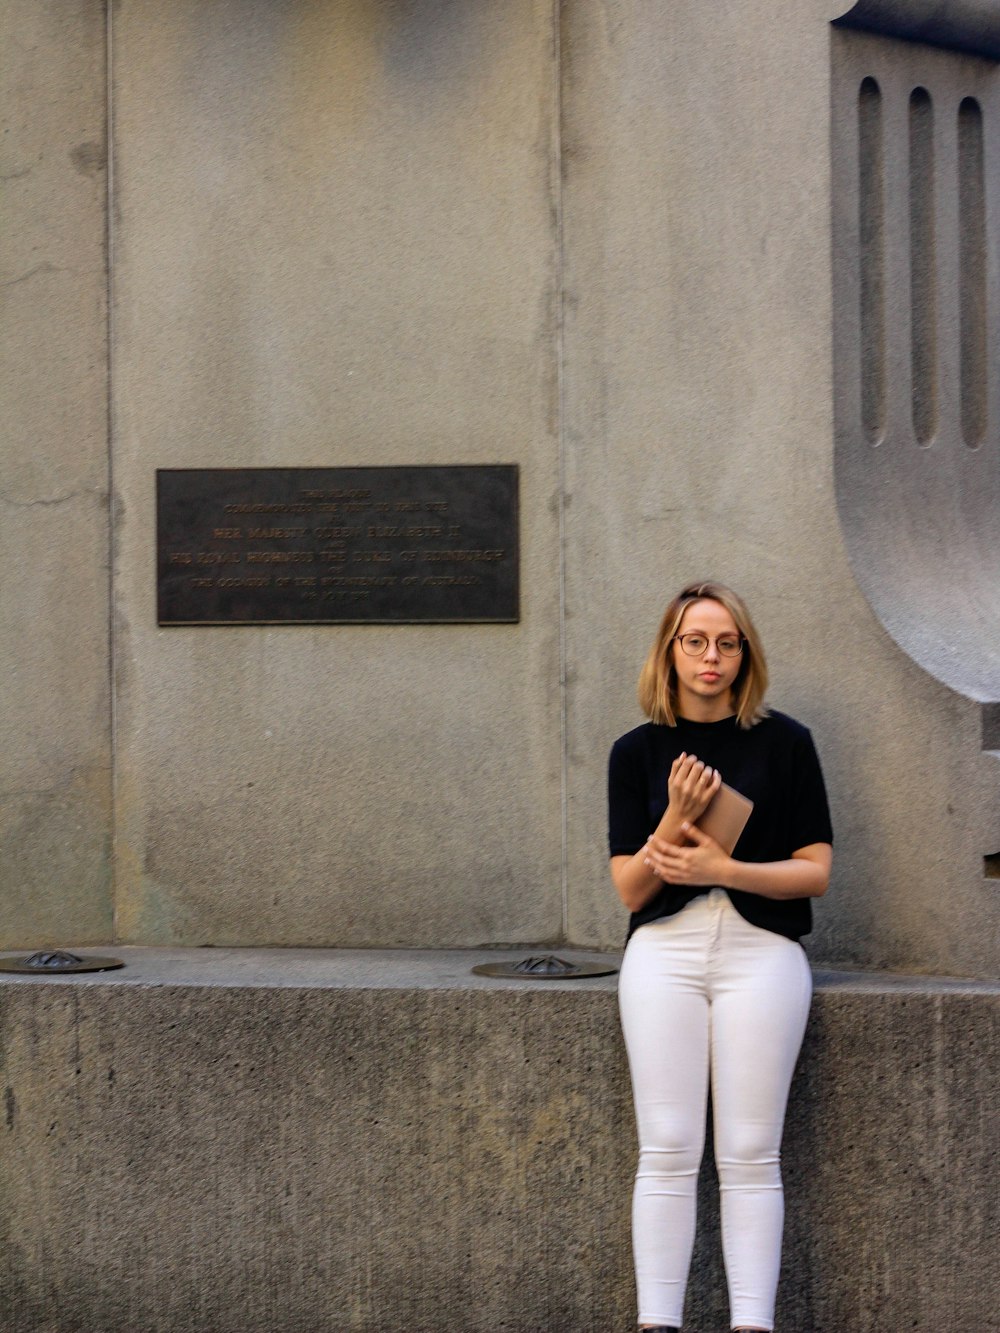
[{"x1": 608, "y1": 710, "x2": 833, "y2": 942}]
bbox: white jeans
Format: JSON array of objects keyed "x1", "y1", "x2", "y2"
[{"x1": 618, "y1": 889, "x2": 812, "y2": 1332}]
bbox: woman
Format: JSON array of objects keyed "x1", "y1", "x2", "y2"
[{"x1": 609, "y1": 581, "x2": 832, "y2": 1333}]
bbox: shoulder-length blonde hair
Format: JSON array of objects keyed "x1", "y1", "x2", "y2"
[{"x1": 637, "y1": 580, "x2": 768, "y2": 728}]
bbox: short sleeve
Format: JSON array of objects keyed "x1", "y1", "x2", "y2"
[
  {"x1": 789, "y1": 728, "x2": 833, "y2": 850},
  {"x1": 608, "y1": 735, "x2": 652, "y2": 857}
]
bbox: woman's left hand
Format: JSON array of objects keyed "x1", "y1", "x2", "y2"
[{"x1": 643, "y1": 822, "x2": 733, "y2": 887}]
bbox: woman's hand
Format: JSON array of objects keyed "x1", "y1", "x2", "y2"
[
  {"x1": 643, "y1": 827, "x2": 832, "y2": 898},
  {"x1": 666, "y1": 752, "x2": 722, "y2": 823},
  {"x1": 644, "y1": 822, "x2": 732, "y2": 887},
  {"x1": 611, "y1": 756, "x2": 727, "y2": 912}
]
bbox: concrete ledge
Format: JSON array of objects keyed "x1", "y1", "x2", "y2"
[{"x1": 0, "y1": 950, "x2": 996, "y2": 1332}]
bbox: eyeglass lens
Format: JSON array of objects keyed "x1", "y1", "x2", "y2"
[{"x1": 676, "y1": 634, "x2": 743, "y2": 657}]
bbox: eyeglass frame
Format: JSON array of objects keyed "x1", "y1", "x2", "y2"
[{"x1": 670, "y1": 633, "x2": 745, "y2": 658}]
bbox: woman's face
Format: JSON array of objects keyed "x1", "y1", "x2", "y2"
[{"x1": 670, "y1": 598, "x2": 743, "y2": 719}]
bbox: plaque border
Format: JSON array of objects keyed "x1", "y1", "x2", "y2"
[{"x1": 156, "y1": 464, "x2": 520, "y2": 627}]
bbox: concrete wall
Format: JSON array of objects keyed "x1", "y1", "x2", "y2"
[
  {"x1": 0, "y1": 0, "x2": 113, "y2": 946},
  {"x1": 4, "y1": 12, "x2": 997, "y2": 1329},
  {"x1": 110, "y1": 0, "x2": 564, "y2": 948},
  {"x1": 0, "y1": 954, "x2": 996, "y2": 1332},
  {"x1": 2, "y1": 0, "x2": 999, "y2": 975},
  {"x1": 560, "y1": 0, "x2": 1000, "y2": 974}
]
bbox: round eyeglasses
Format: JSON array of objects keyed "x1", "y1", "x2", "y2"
[{"x1": 672, "y1": 633, "x2": 745, "y2": 658}]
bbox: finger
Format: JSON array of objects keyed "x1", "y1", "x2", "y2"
[
  {"x1": 679, "y1": 821, "x2": 710, "y2": 844},
  {"x1": 647, "y1": 839, "x2": 680, "y2": 860}
]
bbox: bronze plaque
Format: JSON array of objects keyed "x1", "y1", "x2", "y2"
[{"x1": 157, "y1": 466, "x2": 519, "y2": 625}]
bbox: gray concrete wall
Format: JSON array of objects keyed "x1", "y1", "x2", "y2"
[
  {"x1": 110, "y1": 0, "x2": 564, "y2": 948},
  {"x1": 0, "y1": 0, "x2": 113, "y2": 946},
  {"x1": 0, "y1": 954, "x2": 996, "y2": 1332},
  {"x1": 560, "y1": 0, "x2": 1000, "y2": 974},
  {"x1": 2, "y1": 0, "x2": 998, "y2": 975}
]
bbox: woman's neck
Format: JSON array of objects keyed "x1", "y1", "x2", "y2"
[{"x1": 675, "y1": 688, "x2": 736, "y2": 724}]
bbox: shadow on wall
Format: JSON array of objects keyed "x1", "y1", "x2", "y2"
[
  {"x1": 171, "y1": 0, "x2": 502, "y2": 133},
  {"x1": 379, "y1": 0, "x2": 498, "y2": 85},
  {"x1": 834, "y1": 0, "x2": 1000, "y2": 60}
]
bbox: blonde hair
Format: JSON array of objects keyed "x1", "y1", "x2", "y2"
[{"x1": 637, "y1": 580, "x2": 768, "y2": 728}]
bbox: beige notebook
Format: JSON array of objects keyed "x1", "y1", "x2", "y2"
[{"x1": 696, "y1": 782, "x2": 753, "y2": 854}]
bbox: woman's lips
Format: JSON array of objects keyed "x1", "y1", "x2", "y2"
[{"x1": 699, "y1": 672, "x2": 721, "y2": 682}]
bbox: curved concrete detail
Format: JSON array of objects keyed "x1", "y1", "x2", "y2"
[
  {"x1": 834, "y1": 0, "x2": 1000, "y2": 58},
  {"x1": 832, "y1": 29, "x2": 1000, "y2": 710}
]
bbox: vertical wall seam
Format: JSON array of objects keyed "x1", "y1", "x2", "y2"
[
  {"x1": 553, "y1": 0, "x2": 569, "y2": 943},
  {"x1": 105, "y1": 0, "x2": 118, "y2": 942}
]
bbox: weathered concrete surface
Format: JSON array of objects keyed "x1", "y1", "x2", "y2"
[
  {"x1": 0, "y1": 0, "x2": 113, "y2": 945},
  {"x1": 833, "y1": 28, "x2": 1000, "y2": 703},
  {"x1": 0, "y1": 952, "x2": 995, "y2": 1332},
  {"x1": 2, "y1": 0, "x2": 999, "y2": 978},
  {"x1": 560, "y1": 0, "x2": 1000, "y2": 973},
  {"x1": 111, "y1": 0, "x2": 563, "y2": 946}
]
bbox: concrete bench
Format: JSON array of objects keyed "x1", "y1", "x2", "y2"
[{"x1": 0, "y1": 949, "x2": 995, "y2": 1332}]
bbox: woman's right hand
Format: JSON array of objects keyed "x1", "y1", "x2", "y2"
[
  {"x1": 666, "y1": 752, "x2": 722, "y2": 824},
  {"x1": 613, "y1": 752, "x2": 723, "y2": 910}
]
